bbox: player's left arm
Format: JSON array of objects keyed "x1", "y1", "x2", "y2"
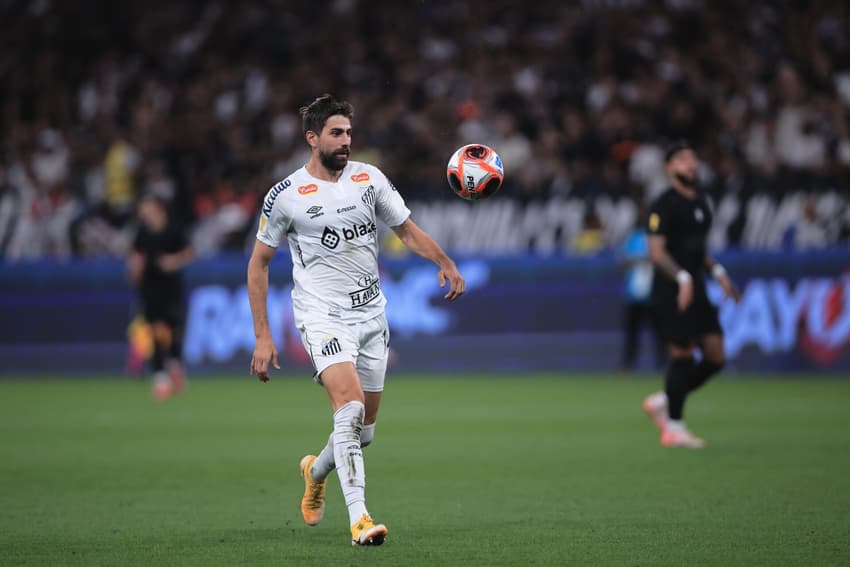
[
  {"x1": 391, "y1": 218, "x2": 465, "y2": 301},
  {"x1": 158, "y1": 245, "x2": 195, "y2": 273},
  {"x1": 704, "y1": 253, "x2": 741, "y2": 302}
]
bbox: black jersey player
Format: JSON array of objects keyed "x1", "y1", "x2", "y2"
[
  {"x1": 641, "y1": 142, "x2": 741, "y2": 448},
  {"x1": 128, "y1": 194, "x2": 194, "y2": 400}
]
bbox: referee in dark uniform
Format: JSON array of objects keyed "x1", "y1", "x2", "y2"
[
  {"x1": 641, "y1": 142, "x2": 740, "y2": 448},
  {"x1": 128, "y1": 194, "x2": 194, "y2": 399}
]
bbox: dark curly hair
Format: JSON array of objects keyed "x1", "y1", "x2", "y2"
[{"x1": 299, "y1": 94, "x2": 354, "y2": 136}]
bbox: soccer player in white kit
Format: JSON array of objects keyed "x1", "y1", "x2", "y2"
[{"x1": 247, "y1": 94, "x2": 465, "y2": 546}]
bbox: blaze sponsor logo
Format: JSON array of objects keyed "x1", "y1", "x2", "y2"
[
  {"x1": 298, "y1": 183, "x2": 318, "y2": 195},
  {"x1": 262, "y1": 180, "x2": 291, "y2": 216},
  {"x1": 350, "y1": 278, "x2": 381, "y2": 308},
  {"x1": 341, "y1": 221, "x2": 377, "y2": 241},
  {"x1": 320, "y1": 222, "x2": 377, "y2": 249},
  {"x1": 351, "y1": 172, "x2": 370, "y2": 183},
  {"x1": 321, "y1": 226, "x2": 341, "y2": 249}
]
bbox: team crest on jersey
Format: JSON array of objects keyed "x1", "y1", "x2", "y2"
[
  {"x1": 694, "y1": 208, "x2": 704, "y2": 222},
  {"x1": 351, "y1": 172, "x2": 370, "y2": 184},
  {"x1": 298, "y1": 183, "x2": 318, "y2": 195},
  {"x1": 648, "y1": 213, "x2": 660, "y2": 232},
  {"x1": 361, "y1": 185, "x2": 376, "y2": 206}
]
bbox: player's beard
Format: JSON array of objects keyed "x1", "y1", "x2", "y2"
[
  {"x1": 675, "y1": 172, "x2": 696, "y2": 187},
  {"x1": 319, "y1": 148, "x2": 349, "y2": 172}
]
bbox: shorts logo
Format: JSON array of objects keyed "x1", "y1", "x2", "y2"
[
  {"x1": 361, "y1": 185, "x2": 376, "y2": 206},
  {"x1": 321, "y1": 226, "x2": 340, "y2": 249},
  {"x1": 694, "y1": 208, "x2": 704, "y2": 223},
  {"x1": 298, "y1": 183, "x2": 319, "y2": 195},
  {"x1": 306, "y1": 205, "x2": 324, "y2": 219},
  {"x1": 351, "y1": 172, "x2": 370, "y2": 183},
  {"x1": 321, "y1": 337, "x2": 341, "y2": 356}
]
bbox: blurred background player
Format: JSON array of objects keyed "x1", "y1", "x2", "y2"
[
  {"x1": 642, "y1": 142, "x2": 741, "y2": 448},
  {"x1": 247, "y1": 94, "x2": 465, "y2": 546},
  {"x1": 127, "y1": 194, "x2": 194, "y2": 400},
  {"x1": 619, "y1": 212, "x2": 665, "y2": 372}
]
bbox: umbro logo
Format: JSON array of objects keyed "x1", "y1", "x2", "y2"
[{"x1": 306, "y1": 205, "x2": 324, "y2": 219}]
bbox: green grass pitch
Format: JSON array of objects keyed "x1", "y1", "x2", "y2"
[{"x1": 1, "y1": 374, "x2": 848, "y2": 566}]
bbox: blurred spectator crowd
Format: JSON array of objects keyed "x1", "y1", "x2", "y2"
[{"x1": 1, "y1": 0, "x2": 849, "y2": 260}]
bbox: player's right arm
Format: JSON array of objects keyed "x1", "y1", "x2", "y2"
[
  {"x1": 247, "y1": 239, "x2": 280, "y2": 382},
  {"x1": 127, "y1": 250, "x2": 145, "y2": 284},
  {"x1": 248, "y1": 179, "x2": 293, "y2": 381},
  {"x1": 647, "y1": 203, "x2": 692, "y2": 311}
]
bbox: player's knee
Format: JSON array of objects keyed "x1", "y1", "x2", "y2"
[
  {"x1": 333, "y1": 400, "x2": 365, "y2": 442},
  {"x1": 152, "y1": 323, "x2": 173, "y2": 348},
  {"x1": 361, "y1": 422, "x2": 375, "y2": 448}
]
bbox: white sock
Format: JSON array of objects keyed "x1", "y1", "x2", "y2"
[
  {"x1": 646, "y1": 391, "x2": 668, "y2": 410},
  {"x1": 361, "y1": 422, "x2": 376, "y2": 447},
  {"x1": 332, "y1": 401, "x2": 369, "y2": 525},
  {"x1": 310, "y1": 432, "x2": 336, "y2": 482},
  {"x1": 666, "y1": 419, "x2": 685, "y2": 432},
  {"x1": 311, "y1": 421, "x2": 377, "y2": 481}
]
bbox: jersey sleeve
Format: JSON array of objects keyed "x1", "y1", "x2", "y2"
[
  {"x1": 373, "y1": 167, "x2": 410, "y2": 228},
  {"x1": 256, "y1": 181, "x2": 292, "y2": 248},
  {"x1": 646, "y1": 196, "x2": 669, "y2": 237}
]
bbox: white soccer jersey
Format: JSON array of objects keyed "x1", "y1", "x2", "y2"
[{"x1": 257, "y1": 161, "x2": 410, "y2": 326}]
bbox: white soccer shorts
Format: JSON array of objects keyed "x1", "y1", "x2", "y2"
[{"x1": 299, "y1": 313, "x2": 390, "y2": 393}]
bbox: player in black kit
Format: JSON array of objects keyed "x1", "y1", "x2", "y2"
[
  {"x1": 641, "y1": 142, "x2": 740, "y2": 448},
  {"x1": 128, "y1": 194, "x2": 194, "y2": 400}
]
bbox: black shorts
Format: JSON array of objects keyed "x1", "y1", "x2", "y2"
[
  {"x1": 141, "y1": 290, "x2": 184, "y2": 327},
  {"x1": 652, "y1": 288, "x2": 722, "y2": 348}
]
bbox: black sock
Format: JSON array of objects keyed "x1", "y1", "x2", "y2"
[
  {"x1": 169, "y1": 335, "x2": 182, "y2": 361},
  {"x1": 152, "y1": 344, "x2": 166, "y2": 372},
  {"x1": 687, "y1": 359, "x2": 723, "y2": 393},
  {"x1": 665, "y1": 356, "x2": 696, "y2": 421}
]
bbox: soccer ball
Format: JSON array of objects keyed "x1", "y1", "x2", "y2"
[{"x1": 446, "y1": 144, "x2": 504, "y2": 201}]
